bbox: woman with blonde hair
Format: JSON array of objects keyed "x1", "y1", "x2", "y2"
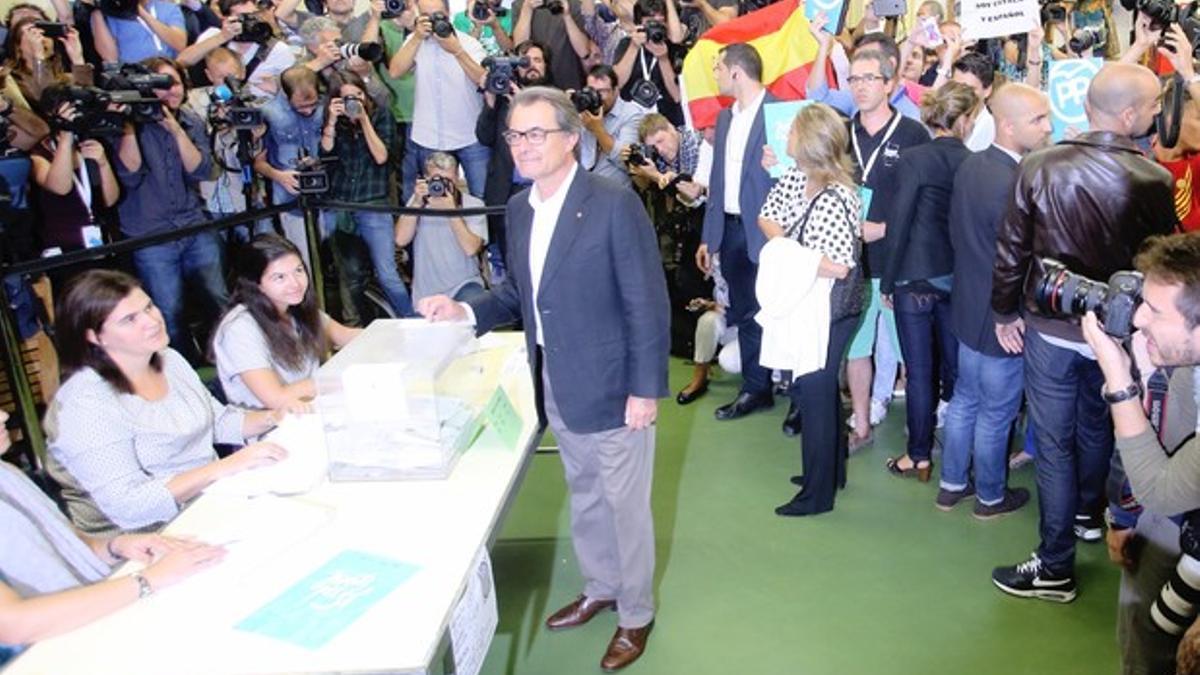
[
  {"x1": 880, "y1": 80, "x2": 978, "y2": 484},
  {"x1": 759, "y1": 102, "x2": 864, "y2": 517}
]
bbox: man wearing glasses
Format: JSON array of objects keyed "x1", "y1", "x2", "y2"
[
  {"x1": 579, "y1": 63, "x2": 645, "y2": 189},
  {"x1": 418, "y1": 87, "x2": 669, "y2": 672}
]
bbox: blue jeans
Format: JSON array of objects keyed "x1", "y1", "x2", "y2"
[
  {"x1": 1024, "y1": 328, "x2": 1113, "y2": 574},
  {"x1": 353, "y1": 210, "x2": 413, "y2": 317},
  {"x1": 893, "y1": 283, "x2": 957, "y2": 462},
  {"x1": 940, "y1": 344, "x2": 1024, "y2": 504},
  {"x1": 401, "y1": 138, "x2": 491, "y2": 201},
  {"x1": 131, "y1": 231, "x2": 229, "y2": 363}
]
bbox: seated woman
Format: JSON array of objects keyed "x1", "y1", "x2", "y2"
[
  {"x1": 0, "y1": 412, "x2": 225, "y2": 666},
  {"x1": 212, "y1": 234, "x2": 360, "y2": 410},
  {"x1": 44, "y1": 270, "x2": 289, "y2": 536}
]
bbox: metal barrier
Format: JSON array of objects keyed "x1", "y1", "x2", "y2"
[{"x1": 0, "y1": 196, "x2": 508, "y2": 471}]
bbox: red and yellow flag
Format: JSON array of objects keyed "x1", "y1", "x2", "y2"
[{"x1": 681, "y1": 0, "x2": 824, "y2": 130}]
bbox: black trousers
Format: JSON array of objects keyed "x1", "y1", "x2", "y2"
[
  {"x1": 790, "y1": 314, "x2": 858, "y2": 514},
  {"x1": 720, "y1": 214, "x2": 772, "y2": 397}
]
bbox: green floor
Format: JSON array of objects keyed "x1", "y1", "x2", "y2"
[{"x1": 481, "y1": 358, "x2": 1122, "y2": 675}]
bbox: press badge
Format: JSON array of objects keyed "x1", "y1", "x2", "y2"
[
  {"x1": 81, "y1": 225, "x2": 103, "y2": 249},
  {"x1": 859, "y1": 186, "x2": 874, "y2": 220}
]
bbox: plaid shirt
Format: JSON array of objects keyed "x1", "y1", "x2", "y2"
[{"x1": 323, "y1": 106, "x2": 395, "y2": 205}]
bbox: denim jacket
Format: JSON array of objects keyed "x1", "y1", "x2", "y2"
[{"x1": 261, "y1": 92, "x2": 325, "y2": 206}]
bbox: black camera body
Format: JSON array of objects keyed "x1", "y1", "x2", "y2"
[
  {"x1": 1068, "y1": 25, "x2": 1105, "y2": 53},
  {"x1": 571, "y1": 86, "x2": 604, "y2": 114},
  {"x1": 1041, "y1": 0, "x2": 1067, "y2": 23},
  {"x1": 232, "y1": 14, "x2": 273, "y2": 43},
  {"x1": 426, "y1": 175, "x2": 455, "y2": 198},
  {"x1": 630, "y1": 79, "x2": 660, "y2": 108},
  {"x1": 335, "y1": 95, "x2": 365, "y2": 133},
  {"x1": 381, "y1": 0, "x2": 405, "y2": 19},
  {"x1": 1032, "y1": 258, "x2": 1144, "y2": 339},
  {"x1": 428, "y1": 11, "x2": 454, "y2": 37},
  {"x1": 1139, "y1": 0, "x2": 1200, "y2": 58},
  {"x1": 34, "y1": 21, "x2": 69, "y2": 38},
  {"x1": 544, "y1": 0, "x2": 565, "y2": 14},
  {"x1": 643, "y1": 19, "x2": 667, "y2": 43},
  {"x1": 481, "y1": 55, "x2": 529, "y2": 95},
  {"x1": 472, "y1": 0, "x2": 508, "y2": 20},
  {"x1": 209, "y1": 76, "x2": 263, "y2": 130},
  {"x1": 626, "y1": 142, "x2": 654, "y2": 167},
  {"x1": 295, "y1": 152, "x2": 330, "y2": 195},
  {"x1": 97, "y1": 62, "x2": 175, "y2": 125},
  {"x1": 99, "y1": 0, "x2": 138, "y2": 19}
]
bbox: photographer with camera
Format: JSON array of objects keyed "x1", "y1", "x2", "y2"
[
  {"x1": 452, "y1": 0, "x2": 514, "y2": 56},
  {"x1": 113, "y1": 56, "x2": 228, "y2": 365},
  {"x1": 30, "y1": 92, "x2": 120, "y2": 254},
  {"x1": 394, "y1": 152, "x2": 487, "y2": 305},
  {"x1": 476, "y1": 39, "x2": 550, "y2": 282},
  {"x1": 89, "y1": 0, "x2": 188, "y2": 63},
  {"x1": 319, "y1": 71, "x2": 412, "y2": 318},
  {"x1": 5, "y1": 17, "x2": 90, "y2": 106},
  {"x1": 1075, "y1": 232, "x2": 1200, "y2": 674},
  {"x1": 990, "y1": 63, "x2": 1179, "y2": 603},
  {"x1": 177, "y1": 0, "x2": 295, "y2": 98},
  {"x1": 511, "y1": 0, "x2": 588, "y2": 90},
  {"x1": 300, "y1": 16, "x2": 392, "y2": 113},
  {"x1": 389, "y1": 0, "x2": 488, "y2": 200},
  {"x1": 255, "y1": 65, "x2": 326, "y2": 267},
  {"x1": 577, "y1": 63, "x2": 642, "y2": 189},
  {"x1": 625, "y1": 111, "x2": 703, "y2": 202},
  {"x1": 612, "y1": 0, "x2": 684, "y2": 124}
]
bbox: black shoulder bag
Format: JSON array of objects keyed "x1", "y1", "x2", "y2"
[{"x1": 783, "y1": 185, "x2": 865, "y2": 321}]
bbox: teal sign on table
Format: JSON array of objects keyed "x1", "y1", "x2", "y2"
[
  {"x1": 483, "y1": 386, "x2": 522, "y2": 450},
  {"x1": 763, "y1": 101, "x2": 813, "y2": 178},
  {"x1": 1049, "y1": 58, "x2": 1101, "y2": 142},
  {"x1": 236, "y1": 550, "x2": 419, "y2": 649}
]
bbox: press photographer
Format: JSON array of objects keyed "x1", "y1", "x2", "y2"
[
  {"x1": 113, "y1": 56, "x2": 229, "y2": 365},
  {"x1": 6, "y1": 17, "x2": 90, "y2": 107},
  {"x1": 453, "y1": 0, "x2": 514, "y2": 55},
  {"x1": 612, "y1": 0, "x2": 685, "y2": 124},
  {"x1": 394, "y1": 152, "x2": 488, "y2": 305},
  {"x1": 177, "y1": 0, "x2": 295, "y2": 98},
  {"x1": 578, "y1": 63, "x2": 643, "y2": 189},
  {"x1": 300, "y1": 15, "x2": 392, "y2": 112},
  {"x1": 1077, "y1": 232, "x2": 1200, "y2": 675},
  {"x1": 89, "y1": 0, "x2": 188, "y2": 63},
  {"x1": 319, "y1": 72, "x2": 411, "y2": 318}
]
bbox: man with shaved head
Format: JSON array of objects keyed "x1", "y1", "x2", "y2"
[
  {"x1": 940, "y1": 83, "x2": 1051, "y2": 520},
  {"x1": 991, "y1": 63, "x2": 1179, "y2": 603}
]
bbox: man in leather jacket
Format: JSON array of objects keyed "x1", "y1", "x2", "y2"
[{"x1": 990, "y1": 62, "x2": 1179, "y2": 603}]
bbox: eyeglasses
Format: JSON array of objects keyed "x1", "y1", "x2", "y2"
[
  {"x1": 846, "y1": 73, "x2": 886, "y2": 85},
  {"x1": 502, "y1": 127, "x2": 569, "y2": 146}
]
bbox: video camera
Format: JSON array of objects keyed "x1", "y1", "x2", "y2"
[
  {"x1": 481, "y1": 55, "x2": 529, "y2": 95},
  {"x1": 295, "y1": 150, "x2": 331, "y2": 195},
  {"x1": 98, "y1": 62, "x2": 174, "y2": 124},
  {"x1": 1031, "y1": 258, "x2": 1144, "y2": 339},
  {"x1": 571, "y1": 86, "x2": 603, "y2": 114},
  {"x1": 232, "y1": 14, "x2": 273, "y2": 43},
  {"x1": 209, "y1": 76, "x2": 263, "y2": 130}
]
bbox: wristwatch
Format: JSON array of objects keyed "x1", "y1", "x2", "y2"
[
  {"x1": 132, "y1": 573, "x2": 154, "y2": 599},
  {"x1": 1101, "y1": 381, "x2": 1142, "y2": 404}
]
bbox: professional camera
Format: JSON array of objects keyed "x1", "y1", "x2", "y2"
[
  {"x1": 428, "y1": 11, "x2": 454, "y2": 37},
  {"x1": 97, "y1": 62, "x2": 174, "y2": 124},
  {"x1": 481, "y1": 55, "x2": 529, "y2": 95},
  {"x1": 381, "y1": 0, "x2": 405, "y2": 19},
  {"x1": 571, "y1": 86, "x2": 603, "y2": 114},
  {"x1": 1040, "y1": 0, "x2": 1067, "y2": 23},
  {"x1": 643, "y1": 18, "x2": 667, "y2": 43},
  {"x1": 295, "y1": 150, "x2": 330, "y2": 194},
  {"x1": 425, "y1": 175, "x2": 456, "y2": 198},
  {"x1": 98, "y1": 0, "x2": 138, "y2": 19},
  {"x1": 334, "y1": 94, "x2": 365, "y2": 133},
  {"x1": 1068, "y1": 25, "x2": 1105, "y2": 53},
  {"x1": 630, "y1": 79, "x2": 660, "y2": 108},
  {"x1": 471, "y1": 0, "x2": 508, "y2": 20},
  {"x1": 33, "y1": 21, "x2": 68, "y2": 38},
  {"x1": 1139, "y1": 0, "x2": 1200, "y2": 58},
  {"x1": 209, "y1": 76, "x2": 263, "y2": 130},
  {"x1": 626, "y1": 142, "x2": 654, "y2": 167},
  {"x1": 43, "y1": 86, "x2": 132, "y2": 137},
  {"x1": 1151, "y1": 511, "x2": 1200, "y2": 635},
  {"x1": 339, "y1": 41, "x2": 384, "y2": 63},
  {"x1": 544, "y1": 0, "x2": 565, "y2": 14},
  {"x1": 232, "y1": 14, "x2": 273, "y2": 43},
  {"x1": 1031, "y1": 258, "x2": 1144, "y2": 339}
]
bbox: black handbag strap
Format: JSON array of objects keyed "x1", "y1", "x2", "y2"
[{"x1": 784, "y1": 185, "x2": 859, "y2": 260}]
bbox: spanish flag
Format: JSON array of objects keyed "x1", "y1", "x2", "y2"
[{"x1": 681, "y1": 0, "x2": 824, "y2": 130}]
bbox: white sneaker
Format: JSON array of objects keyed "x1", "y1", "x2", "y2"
[
  {"x1": 936, "y1": 399, "x2": 949, "y2": 429},
  {"x1": 869, "y1": 398, "x2": 889, "y2": 426}
]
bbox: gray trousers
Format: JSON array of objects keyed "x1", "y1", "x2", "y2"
[
  {"x1": 1119, "y1": 511, "x2": 1183, "y2": 675},
  {"x1": 542, "y1": 369, "x2": 657, "y2": 628}
]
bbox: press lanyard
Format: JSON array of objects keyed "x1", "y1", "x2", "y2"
[
  {"x1": 638, "y1": 48, "x2": 654, "y2": 81},
  {"x1": 137, "y1": 4, "x2": 165, "y2": 53},
  {"x1": 852, "y1": 111, "x2": 901, "y2": 183},
  {"x1": 73, "y1": 162, "x2": 93, "y2": 221},
  {"x1": 1146, "y1": 367, "x2": 1173, "y2": 448}
]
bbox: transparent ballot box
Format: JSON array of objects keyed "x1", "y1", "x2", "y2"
[{"x1": 316, "y1": 319, "x2": 494, "y2": 480}]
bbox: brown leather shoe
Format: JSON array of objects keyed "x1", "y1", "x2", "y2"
[
  {"x1": 544, "y1": 595, "x2": 616, "y2": 631},
  {"x1": 600, "y1": 621, "x2": 653, "y2": 671}
]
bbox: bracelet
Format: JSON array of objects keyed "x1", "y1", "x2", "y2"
[{"x1": 1101, "y1": 381, "x2": 1142, "y2": 404}]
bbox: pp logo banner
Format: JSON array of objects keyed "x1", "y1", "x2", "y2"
[{"x1": 1049, "y1": 58, "x2": 1102, "y2": 142}]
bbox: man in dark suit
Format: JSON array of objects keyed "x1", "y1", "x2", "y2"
[
  {"x1": 939, "y1": 83, "x2": 1050, "y2": 518},
  {"x1": 697, "y1": 43, "x2": 782, "y2": 424},
  {"x1": 419, "y1": 87, "x2": 669, "y2": 672}
]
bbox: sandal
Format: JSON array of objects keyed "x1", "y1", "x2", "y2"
[{"x1": 885, "y1": 455, "x2": 933, "y2": 483}]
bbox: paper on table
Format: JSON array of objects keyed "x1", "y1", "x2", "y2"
[{"x1": 206, "y1": 414, "x2": 329, "y2": 497}]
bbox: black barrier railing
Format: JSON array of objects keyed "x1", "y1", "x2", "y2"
[{"x1": 0, "y1": 196, "x2": 508, "y2": 471}]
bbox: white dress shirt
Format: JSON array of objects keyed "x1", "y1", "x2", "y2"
[
  {"x1": 723, "y1": 88, "x2": 766, "y2": 215},
  {"x1": 527, "y1": 161, "x2": 581, "y2": 345}
]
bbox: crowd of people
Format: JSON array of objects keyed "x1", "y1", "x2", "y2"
[{"x1": 2, "y1": 0, "x2": 1200, "y2": 671}]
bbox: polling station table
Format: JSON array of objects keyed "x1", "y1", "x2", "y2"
[{"x1": 6, "y1": 321, "x2": 542, "y2": 675}]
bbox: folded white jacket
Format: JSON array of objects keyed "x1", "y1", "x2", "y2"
[{"x1": 755, "y1": 237, "x2": 833, "y2": 377}]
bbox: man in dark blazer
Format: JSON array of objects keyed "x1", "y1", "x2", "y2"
[
  {"x1": 420, "y1": 87, "x2": 669, "y2": 672},
  {"x1": 697, "y1": 43, "x2": 782, "y2": 424},
  {"x1": 940, "y1": 83, "x2": 1050, "y2": 518}
]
